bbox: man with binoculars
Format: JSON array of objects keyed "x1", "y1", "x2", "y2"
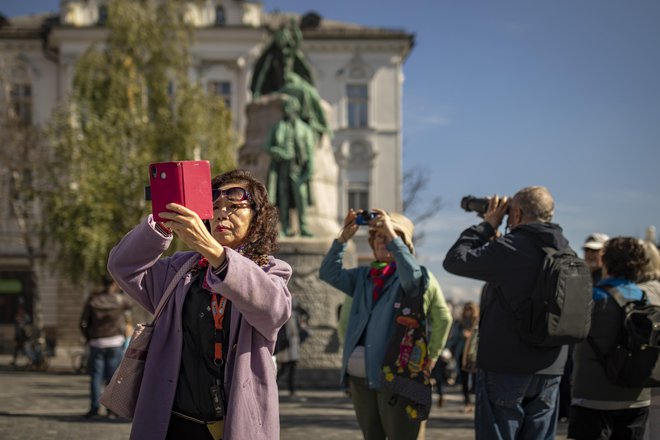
[{"x1": 443, "y1": 186, "x2": 571, "y2": 440}]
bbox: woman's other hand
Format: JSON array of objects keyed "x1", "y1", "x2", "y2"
[
  {"x1": 159, "y1": 203, "x2": 225, "y2": 267},
  {"x1": 368, "y1": 208, "x2": 397, "y2": 243},
  {"x1": 338, "y1": 209, "x2": 359, "y2": 243}
]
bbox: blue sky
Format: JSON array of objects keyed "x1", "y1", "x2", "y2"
[{"x1": 4, "y1": 0, "x2": 660, "y2": 301}]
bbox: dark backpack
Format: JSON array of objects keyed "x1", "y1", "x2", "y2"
[
  {"x1": 499, "y1": 243, "x2": 594, "y2": 347},
  {"x1": 588, "y1": 285, "x2": 660, "y2": 388}
]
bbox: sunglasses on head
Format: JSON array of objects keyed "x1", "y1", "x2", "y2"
[{"x1": 212, "y1": 186, "x2": 252, "y2": 203}]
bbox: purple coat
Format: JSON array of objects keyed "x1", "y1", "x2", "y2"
[{"x1": 107, "y1": 216, "x2": 292, "y2": 440}]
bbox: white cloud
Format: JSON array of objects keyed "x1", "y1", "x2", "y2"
[
  {"x1": 420, "y1": 114, "x2": 451, "y2": 127},
  {"x1": 489, "y1": 19, "x2": 532, "y2": 37}
]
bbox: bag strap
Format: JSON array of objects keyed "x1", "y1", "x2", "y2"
[
  {"x1": 601, "y1": 284, "x2": 648, "y2": 306},
  {"x1": 516, "y1": 227, "x2": 563, "y2": 254},
  {"x1": 151, "y1": 254, "x2": 198, "y2": 324},
  {"x1": 492, "y1": 233, "x2": 559, "y2": 319},
  {"x1": 601, "y1": 285, "x2": 629, "y2": 308}
]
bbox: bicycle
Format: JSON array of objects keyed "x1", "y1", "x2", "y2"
[
  {"x1": 12, "y1": 331, "x2": 50, "y2": 371},
  {"x1": 69, "y1": 344, "x2": 89, "y2": 374}
]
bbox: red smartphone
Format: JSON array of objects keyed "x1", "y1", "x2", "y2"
[{"x1": 149, "y1": 161, "x2": 213, "y2": 222}]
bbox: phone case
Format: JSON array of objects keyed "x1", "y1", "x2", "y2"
[{"x1": 149, "y1": 161, "x2": 213, "y2": 222}]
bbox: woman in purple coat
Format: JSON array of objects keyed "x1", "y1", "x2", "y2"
[{"x1": 107, "y1": 169, "x2": 292, "y2": 440}]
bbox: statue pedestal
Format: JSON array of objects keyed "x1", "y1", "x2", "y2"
[
  {"x1": 275, "y1": 237, "x2": 356, "y2": 388},
  {"x1": 240, "y1": 95, "x2": 348, "y2": 387}
]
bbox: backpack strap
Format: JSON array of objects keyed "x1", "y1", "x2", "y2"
[
  {"x1": 516, "y1": 227, "x2": 565, "y2": 254},
  {"x1": 151, "y1": 254, "x2": 198, "y2": 324},
  {"x1": 601, "y1": 285, "x2": 629, "y2": 308},
  {"x1": 601, "y1": 284, "x2": 648, "y2": 306}
]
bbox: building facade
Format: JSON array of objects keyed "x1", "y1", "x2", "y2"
[{"x1": 0, "y1": 0, "x2": 413, "y2": 355}]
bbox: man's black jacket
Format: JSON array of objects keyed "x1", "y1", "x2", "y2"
[{"x1": 443, "y1": 221, "x2": 569, "y2": 375}]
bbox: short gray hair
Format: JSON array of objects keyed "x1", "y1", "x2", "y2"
[{"x1": 513, "y1": 186, "x2": 554, "y2": 223}]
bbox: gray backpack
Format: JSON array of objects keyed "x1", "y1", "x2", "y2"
[{"x1": 499, "y1": 243, "x2": 594, "y2": 347}]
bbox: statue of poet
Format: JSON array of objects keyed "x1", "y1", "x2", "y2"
[{"x1": 253, "y1": 19, "x2": 331, "y2": 237}]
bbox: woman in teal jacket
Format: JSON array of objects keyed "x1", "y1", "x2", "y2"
[{"x1": 319, "y1": 208, "x2": 448, "y2": 440}]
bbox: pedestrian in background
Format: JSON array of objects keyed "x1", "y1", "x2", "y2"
[
  {"x1": 637, "y1": 240, "x2": 660, "y2": 440},
  {"x1": 11, "y1": 298, "x2": 32, "y2": 367},
  {"x1": 638, "y1": 240, "x2": 660, "y2": 303},
  {"x1": 583, "y1": 233, "x2": 610, "y2": 285},
  {"x1": 558, "y1": 232, "x2": 610, "y2": 422},
  {"x1": 276, "y1": 297, "x2": 310, "y2": 401},
  {"x1": 569, "y1": 237, "x2": 651, "y2": 440},
  {"x1": 445, "y1": 302, "x2": 479, "y2": 413},
  {"x1": 79, "y1": 275, "x2": 131, "y2": 418}
]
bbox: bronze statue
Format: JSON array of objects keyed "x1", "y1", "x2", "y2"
[
  {"x1": 253, "y1": 19, "x2": 331, "y2": 237},
  {"x1": 265, "y1": 98, "x2": 316, "y2": 236}
]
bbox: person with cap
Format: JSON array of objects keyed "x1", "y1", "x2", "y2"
[
  {"x1": 556, "y1": 232, "x2": 608, "y2": 423},
  {"x1": 583, "y1": 233, "x2": 610, "y2": 285},
  {"x1": 557, "y1": 234, "x2": 609, "y2": 423},
  {"x1": 319, "y1": 208, "x2": 452, "y2": 440}
]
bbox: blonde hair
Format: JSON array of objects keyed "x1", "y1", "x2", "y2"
[
  {"x1": 639, "y1": 240, "x2": 660, "y2": 282},
  {"x1": 463, "y1": 301, "x2": 480, "y2": 320}
]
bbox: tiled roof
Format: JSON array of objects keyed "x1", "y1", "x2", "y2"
[
  {"x1": 1, "y1": 10, "x2": 412, "y2": 43},
  {"x1": 266, "y1": 12, "x2": 412, "y2": 41}
]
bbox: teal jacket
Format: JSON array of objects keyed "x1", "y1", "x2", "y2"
[
  {"x1": 319, "y1": 237, "x2": 429, "y2": 389},
  {"x1": 337, "y1": 272, "x2": 452, "y2": 361}
]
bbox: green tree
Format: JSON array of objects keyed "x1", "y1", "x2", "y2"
[{"x1": 44, "y1": 0, "x2": 235, "y2": 284}]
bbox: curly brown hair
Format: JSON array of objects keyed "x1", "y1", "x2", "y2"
[
  {"x1": 602, "y1": 237, "x2": 649, "y2": 281},
  {"x1": 211, "y1": 169, "x2": 279, "y2": 263}
]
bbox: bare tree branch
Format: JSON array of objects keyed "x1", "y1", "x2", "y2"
[{"x1": 403, "y1": 165, "x2": 442, "y2": 247}]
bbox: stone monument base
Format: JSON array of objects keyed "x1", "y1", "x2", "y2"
[{"x1": 274, "y1": 236, "x2": 356, "y2": 388}]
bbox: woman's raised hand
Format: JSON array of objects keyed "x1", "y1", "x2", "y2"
[
  {"x1": 338, "y1": 209, "x2": 359, "y2": 243},
  {"x1": 159, "y1": 203, "x2": 225, "y2": 266}
]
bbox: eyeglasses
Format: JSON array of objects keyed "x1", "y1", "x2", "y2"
[{"x1": 212, "y1": 187, "x2": 252, "y2": 204}]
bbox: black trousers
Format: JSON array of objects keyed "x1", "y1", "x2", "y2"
[
  {"x1": 567, "y1": 404, "x2": 649, "y2": 440},
  {"x1": 277, "y1": 360, "x2": 297, "y2": 395}
]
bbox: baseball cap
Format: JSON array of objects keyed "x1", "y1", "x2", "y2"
[{"x1": 583, "y1": 233, "x2": 609, "y2": 251}]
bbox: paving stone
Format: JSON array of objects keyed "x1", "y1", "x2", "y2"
[{"x1": 0, "y1": 358, "x2": 569, "y2": 439}]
